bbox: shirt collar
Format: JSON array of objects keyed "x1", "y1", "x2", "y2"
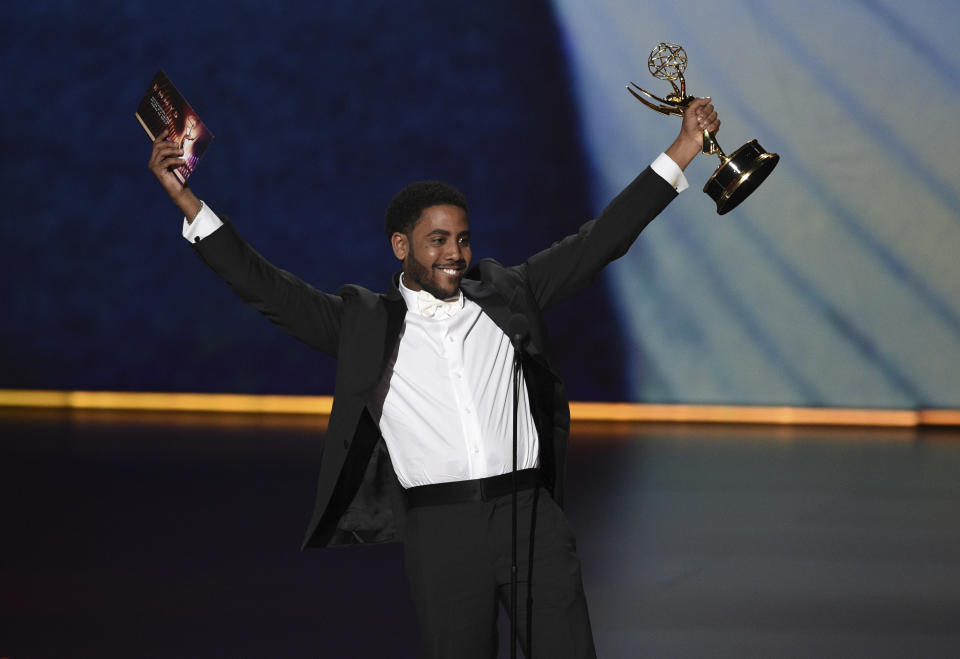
[{"x1": 398, "y1": 273, "x2": 464, "y2": 316}]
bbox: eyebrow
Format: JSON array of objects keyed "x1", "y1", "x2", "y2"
[{"x1": 426, "y1": 229, "x2": 470, "y2": 238}]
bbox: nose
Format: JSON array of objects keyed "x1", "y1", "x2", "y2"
[{"x1": 445, "y1": 240, "x2": 464, "y2": 262}]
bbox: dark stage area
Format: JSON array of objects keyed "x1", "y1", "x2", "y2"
[{"x1": 2, "y1": 409, "x2": 959, "y2": 658}]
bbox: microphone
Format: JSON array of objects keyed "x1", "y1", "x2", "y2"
[{"x1": 507, "y1": 314, "x2": 529, "y2": 351}]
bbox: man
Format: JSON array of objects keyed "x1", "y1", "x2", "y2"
[{"x1": 148, "y1": 97, "x2": 719, "y2": 658}]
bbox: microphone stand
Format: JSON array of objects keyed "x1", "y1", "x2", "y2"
[
  {"x1": 507, "y1": 314, "x2": 529, "y2": 659},
  {"x1": 511, "y1": 348, "x2": 519, "y2": 658}
]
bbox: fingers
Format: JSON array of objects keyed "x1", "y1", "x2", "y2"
[
  {"x1": 155, "y1": 152, "x2": 187, "y2": 172},
  {"x1": 148, "y1": 128, "x2": 187, "y2": 193},
  {"x1": 690, "y1": 97, "x2": 720, "y2": 134},
  {"x1": 149, "y1": 141, "x2": 186, "y2": 171},
  {"x1": 149, "y1": 128, "x2": 179, "y2": 166},
  {"x1": 698, "y1": 110, "x2": 720, "y2": 134},
  {"x1": 150, "y1": 128, "x2": 183, "y2": 164}
]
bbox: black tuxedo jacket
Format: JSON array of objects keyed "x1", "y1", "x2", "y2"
[{"x1": 191, "y1": 167, "x2": 676, "y2": 549}]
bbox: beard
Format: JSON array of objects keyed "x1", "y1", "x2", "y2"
[{"x1": 404, "y1": 253, "x2": 464, "y2": 300}]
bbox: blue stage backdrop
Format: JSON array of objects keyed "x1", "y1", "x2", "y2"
[{"x1": 2, "y1": 1, "x2": 959, "y2": 408}]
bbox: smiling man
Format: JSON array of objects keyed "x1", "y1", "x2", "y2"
[
  {"x1": 148, "y1": 97, "x2": 719, "y2": 658},
  {"x1": 387, "y1": 183, "x2": 472, "y2": 301}
]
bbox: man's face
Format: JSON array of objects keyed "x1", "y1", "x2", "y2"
[{"x1": 391, "y1": 204, "x2": 471, "y2": 300}]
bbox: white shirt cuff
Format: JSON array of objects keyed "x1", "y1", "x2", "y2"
[
  {"x1": 182, "y1": 202, "x2": 223, "y2": 243},
  {"x1": 651, "y1": 152, "x2": 690, "y2": 193}
]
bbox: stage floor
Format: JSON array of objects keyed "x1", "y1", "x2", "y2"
[{"x1": 2, "y1": 409, "x2": 959, "y2": 658}]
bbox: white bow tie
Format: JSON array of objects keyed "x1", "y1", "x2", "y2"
[{"x1": 416, "y1": 289, "x2": 464, "y2": 318}]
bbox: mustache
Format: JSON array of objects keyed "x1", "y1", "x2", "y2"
[{"x1": 434, "y1": 260, "x2": 467, "y2": 269}]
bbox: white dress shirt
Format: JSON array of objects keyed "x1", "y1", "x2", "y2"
[{"x1": 366, "y1": 276, "x2": 541, "y2": 487}]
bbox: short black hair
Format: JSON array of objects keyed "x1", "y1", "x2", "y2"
[{"x1": 384, "y1": 180, "x2": 469, "y2": 240}]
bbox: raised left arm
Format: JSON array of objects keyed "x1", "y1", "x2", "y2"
[{"x1": 521, "y1": 98, "x2": 720, "y2": 311}]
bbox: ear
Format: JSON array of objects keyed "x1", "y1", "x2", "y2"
[{"x1": 390, "y1": 232, "x2": 408, "y2": 261}]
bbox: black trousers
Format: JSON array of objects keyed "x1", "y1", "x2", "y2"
[{"x1": 403, "y1": 485, "x2": 597, "y2": 659}]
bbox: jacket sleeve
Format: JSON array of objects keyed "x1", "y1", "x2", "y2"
[
  {"x1": 522, "y1": 166, "x2": 677, "y2": 311},
  {"x1": 190, "y1": 215, "x2": 344, "y2": 357}
]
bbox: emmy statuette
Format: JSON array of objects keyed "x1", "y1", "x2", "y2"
[{"x1": 628, "y1": 42, "x2": 779, "y2": 215}]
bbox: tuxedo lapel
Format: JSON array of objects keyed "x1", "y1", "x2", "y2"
[
  {"x1": 381, "y1": 274, "x2": 408, "y2": 379},
  {"x1": 460, "y1": 278, "x2": 511, "y2": 331},
  {"x1": 460, "y1": 278, "x2": 546, "y2": 362},
  {"x1": 335, "y1": 280, "x2": 408, "y2": 396}
]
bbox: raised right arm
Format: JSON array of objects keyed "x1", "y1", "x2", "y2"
[
  {"x1": 190, "y1": 216, "x2": 344, "y2": 356},
  {"x1": 148, "y1": 130, "x2": 344, "y2": 357}
]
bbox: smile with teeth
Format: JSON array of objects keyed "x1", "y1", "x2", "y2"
[{"x1": 435, "y1": 264, "x2": 464, "y2": 276}]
